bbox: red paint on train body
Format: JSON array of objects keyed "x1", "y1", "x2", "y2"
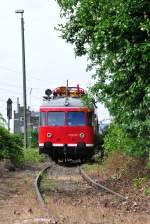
[{"x1": 38, "y1": 86, "x2": 98, "y2": 162}]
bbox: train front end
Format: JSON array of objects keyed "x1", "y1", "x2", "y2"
[{"x1": 38, "y1": 86, "x2": 97, "y2": 162}]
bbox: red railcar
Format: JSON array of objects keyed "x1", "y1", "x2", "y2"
[{"x1": 38, "y1": 86, "x2": 98, "y2": 162}]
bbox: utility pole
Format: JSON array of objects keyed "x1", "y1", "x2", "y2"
[{"x1": 15, "y1": 9, "x2": 27, "y2": 148}]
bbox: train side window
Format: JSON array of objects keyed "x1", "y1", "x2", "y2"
[
  {"x1": 87, "y1": 112, "x2": 93, "y2": 126},
  {"x1": 40, "y1": 112, "x2": 46, "y2": 126}
]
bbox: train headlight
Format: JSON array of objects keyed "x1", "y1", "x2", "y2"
[
  {"x1": 80, "y1": 133, "x2": 85, "y2": 139},
  {"x1": 47, "y1": 133, "x2": 52, "y2": 138}
]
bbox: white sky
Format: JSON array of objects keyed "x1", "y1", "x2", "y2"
[{"x1": 0, "y1": 0, "x2": 109, "y2": 129}]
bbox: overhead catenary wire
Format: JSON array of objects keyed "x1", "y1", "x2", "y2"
[{"x1": 0, "y1": 65, "x2": 52, "y2": 85}]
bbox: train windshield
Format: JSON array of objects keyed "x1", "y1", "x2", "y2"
[
  {"x1": 67, "y1": 112, "x2": 85, "y2": 126},
  {"x1": 40, "y1": 112, "x2": 46, "y2": 126},
  {"x1": 48, "y1": 112, "x2": 65, "y2": 126}
]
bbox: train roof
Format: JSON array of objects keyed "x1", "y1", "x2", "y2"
[{"x1": 40, "y1": 97, "x2": 88, "y2": 108}]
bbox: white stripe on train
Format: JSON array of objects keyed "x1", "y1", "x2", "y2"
[{"x1": 39, "y1": 143, "x2": 94, "y2": 147}]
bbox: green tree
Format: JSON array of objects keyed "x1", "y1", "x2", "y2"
[{"x1": 56, "y1": 0, "x2": 150, "y2": 155}]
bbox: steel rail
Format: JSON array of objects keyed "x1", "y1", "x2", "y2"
[
  {"x1": 34, "y1": 164, "x2": 51, "y2": 208},
  {"x1": 79, "y1": 167, "x2": 127, "y2": 201}
]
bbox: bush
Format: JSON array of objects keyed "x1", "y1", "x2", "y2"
[
  {"x1": 0, "y1": 127, "x2": 23, "y2": 164},
  {"x1": 103, "y1": 122, "x2": 145, "y2": 157},
  {"x1": 23, "y1": 148, "x2": 45, "y2": 164},
  {"x1": 31, "y1": 130, "x2": 38, "y2": 148}
]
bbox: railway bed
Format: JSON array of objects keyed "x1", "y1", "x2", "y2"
[
  {"x1": 35, "y1": 160, "x2": 126, "y2": 209},
  {"x1": 0, "y1": 160, "x2": 150, "y2": 224},
  {"x1": 34, "y1": 160, "x2": 150, "y2": 224}
]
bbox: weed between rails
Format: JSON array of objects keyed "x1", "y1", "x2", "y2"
[{"x1": 40, "y1": 172, "x2": 57, "y2": 193}]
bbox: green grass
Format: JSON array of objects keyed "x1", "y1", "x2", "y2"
[
  {"x1": 82, "y1": 163, "x2": 102, "y2": 173},
  {"x1": 144, "y1": 187, "x2": 150, "y2": 196},
  {"x1": 40, "y1": 173, "x2": 57, "y2": 192},
  {"x1": 132, "y1": 176, "x2": 148, "y2": 188},
  {"x1": 23, "y1": 148, "x2": 45, "y2": 164}
]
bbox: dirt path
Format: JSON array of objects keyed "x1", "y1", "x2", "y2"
[
  {"x1": 0, "y1": 164, "x2": 49, "y2": 224},
  {"x1": 0, "y1": 161, "x2": 150, "y2": 224}
]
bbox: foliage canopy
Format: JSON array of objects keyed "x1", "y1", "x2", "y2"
[{"x1": 56, "y1": 0, "x2": 150, "y2": 154}]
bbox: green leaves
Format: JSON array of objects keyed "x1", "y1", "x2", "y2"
[
  {"x1": 56, "y1": 0, "x2": 79, "y2": 12},
  {"x1": 104, "y1": 122, "x2": 148, "y2": 157},
  {"x1": 0, "y1": 127, "x2": 23, "y2": 164},
  {"x1": 56, "y1": 0, "x2": 150, "y2": 156}
]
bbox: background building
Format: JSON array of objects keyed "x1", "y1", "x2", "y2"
[{"x1": 14, "y1": 98, "x2": 39, "y2": 134}]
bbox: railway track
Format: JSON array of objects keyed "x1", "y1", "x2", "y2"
[
  {"x1": 34, "y1": 161, "x2": 127, "y2": 208},
  {"x1": 79, "y1": 167, "x2": 127, "y2": 200},
  {"x1": 34, "y1": 164, "x2": 52, "y2": 208}
]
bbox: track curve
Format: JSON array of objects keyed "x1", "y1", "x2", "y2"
[
  {"x1": 34, "y1": 161, "x2": 127, "y2": 210},
  {"x1": 34, "y1": 164, "x2": 52, "y2": 208},
  {"x1": 79, "y1": 166, "x2": 127, "y2": 200}
]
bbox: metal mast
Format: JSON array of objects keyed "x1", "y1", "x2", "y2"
[{"x1": 15, "y1": 9, "x2": 27, "y2": 148}]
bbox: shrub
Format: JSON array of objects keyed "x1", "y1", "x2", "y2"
[
  {"x1": 23, "y1": 148, "x2": 45, "y2": 164},
  {"x1": 31, "y1": 130, "x2": 38, "y2": 148},
  {"x1": 103, "y1": 122, "x2": 145, "y2": 157},
  {"x1": 0, "y1": 127, "x2": 23, "y2": 164}
]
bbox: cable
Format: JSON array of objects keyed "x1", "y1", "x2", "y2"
[
  {"x1": 0, "y1": 65, "x2": 20, "y2": 74},
  {"x1": 0, "y1": 82, "x2": 21, "y2": 88},
  {"x1": 0, "y1": 82, "x2": 45, "y2": 91},
  {"x1": 0, "y1": 88, "x2": 22, "y2": 95},
  {"x1": 0, "y1": 65, "x2": 50, "y2": 85}
]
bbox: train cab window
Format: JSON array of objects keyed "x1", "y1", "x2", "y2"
[
  {"x1": 87, "y1": 112, "x2": 93, "y2": 126},
  {"x1": 40, "y1": 112, "x2": 46, "y2": 126},
  {"x1": 48, "y1": 112, "x2": 65, "y2": 126},
  {"x1": 67, "y1": 112, "x2": 85, "y2": 126}
]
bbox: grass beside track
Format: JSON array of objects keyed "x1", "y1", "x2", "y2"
[
  {"x1": 82, "y1": 162, "x2": 102, "y2": 173},
  {"x1": 23, "y1": 148, "x2": 45, "y2": 164}
]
